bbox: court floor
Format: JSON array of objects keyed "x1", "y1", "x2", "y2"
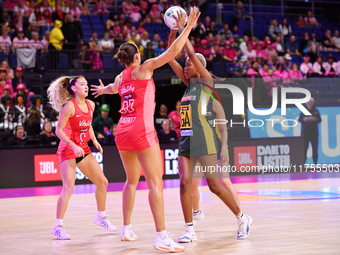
[{"x1": 0, "y1": 174, "x2": 339, "y2": 255}]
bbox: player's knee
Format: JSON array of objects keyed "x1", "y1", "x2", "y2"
[
  {"x1": 99, "y1": 177, "x2": 108, "y2": 189},
  {"x1": 180, "y1": 178, "x2": 191, "y2": 193},
  {"x1": 125, "y1": 179, "x2": 137, "y2": 188},
  {"x1": 149, "y1": 184, "x2": 163, "y2": 195},
  {"x1": 208, "y1": 183, "x2": 220, "y2": 195},
  {"x1": 221, "y1": 180, "x2": 232, "y2": 189},
  {"x1": 62, "y1": 183, "x2": 74, "y2": 196}
]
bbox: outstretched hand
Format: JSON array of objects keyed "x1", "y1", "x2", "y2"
[
  {"x1": 173, "y1": 9, "x2": 187, "y2": 30},
  {"x1": 91, "y1": 79, "x2": 105, "y2": 98},
  {"x1": 186, "y1": 7, "x2": 201, "y2": 29}
]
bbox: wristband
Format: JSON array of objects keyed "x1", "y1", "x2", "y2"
[{"x1": 178, "y1": 28, "x2": 184, "y2": 34}]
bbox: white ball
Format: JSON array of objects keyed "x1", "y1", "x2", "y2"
[{"x1": 164, "y1": 6, "x2": 187, "y2": 30}]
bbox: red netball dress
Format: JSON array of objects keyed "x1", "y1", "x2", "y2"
[
  {"x1": 115, "y1": 66, "x2": 158, "y2": 151},
  {"x1": 57, "y1": 99, "x2": 93, "y2": 163}
]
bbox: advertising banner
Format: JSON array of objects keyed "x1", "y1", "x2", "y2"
[{"x1": 247, "y1": 106, "x2": 340, "y2": 164}]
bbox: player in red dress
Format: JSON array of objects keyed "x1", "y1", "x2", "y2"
[
  {"x1": 47, "y1": 75, "x2": 116, "y2": 240},
  {"x1": 91, "y1": 8, "x2": 200, "y2": 252}
]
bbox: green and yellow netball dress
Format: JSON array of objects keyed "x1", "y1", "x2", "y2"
[{"x1": 179, "y1": 81, "x2": 220, "y2": 157}]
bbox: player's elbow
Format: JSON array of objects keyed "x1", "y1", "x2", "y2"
[
  {"x1": 55, "y1": 128, "x2": 62, "y2": 138},
  {"x1": 169, "y1": 43, "x2": 182, "y2": 56},
  {"x1": 187, "y1": 52, "x2": 194, "y2": 58}
]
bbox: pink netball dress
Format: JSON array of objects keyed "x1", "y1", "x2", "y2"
[
  {"x1": 57, "y1": 99, "x2": 93, "y2": 163},
  {"x1": 115, "y1": 66, "x2": 158, "y2": 151}
]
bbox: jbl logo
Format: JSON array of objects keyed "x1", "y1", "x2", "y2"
[
  {"x1": 238, "y1": 153, "x2": 253, "y2": 164},
  {"x1": 35, "y1": 154, "x2": 61, "y2": 182},
  {"x1": 40, "y1": 161, "x2": 57, "y2": 174},
  {"x1": 233, "y1": 146, "x2": 257, "y2": 171}
]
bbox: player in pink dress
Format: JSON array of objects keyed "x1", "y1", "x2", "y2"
[
  {"x1": 168, "y1": 100, "x2": 181, "y2": 139},
  {"x1": 47, "y1": 76, "x2": 116, "y2": 240},
  {"x1": 91, "y1": 8, "x2": 200, "y2": 253}
]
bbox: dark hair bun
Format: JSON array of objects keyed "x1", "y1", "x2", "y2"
[{"x1": 117, "y1": 50, "x2": 129, "y2": 65}]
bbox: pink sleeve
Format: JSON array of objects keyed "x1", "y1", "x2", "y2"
[
  {"x1": 247, "y1": 68, "x2": 256, "y2": 75},
  {"x1": 300, "y1": 64, "x2": 307, "y2": 75},
  {"x1": 122, "y1": 2, "x2": 127, "y2": 12},
  {"x1": 313, "y1": 63, "x2": 321, "y2": 74},
  {"x1": 168, "y1": 111, "x2": 174, "y2": 119},
  {"x1": 273, "y1": 70, "x2": 281, "y2": 77},
  {"x1": 12, "y1": 37, "x2": 18, "y2": 46},
  {"x1": 261, "y1": 50, "x2": 269, "y2": 60},
  {"x1": 282, "y1": 71, "x2": 289, "y2": 83}
]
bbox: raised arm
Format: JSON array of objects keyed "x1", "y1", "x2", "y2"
[
  {"x1": 140, "y1": 7, "x2": 200, "y2": 73},
  {"x1": 91, "y1": 73, "x2": 123, "y2": 98},
  {"x1": 168, "y1": 29, "x2": 189, "y2": 85},
  {"x1": 185, "y1": 38, "x2": 211, "y2": 79}
]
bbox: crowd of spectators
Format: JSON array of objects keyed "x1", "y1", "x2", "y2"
[
  {"x1": 1, "y1": 0, "x2": 340, "y2": 146},
  {"x1": 1, "y1": 0, "x2": 340, "y2": 75},
  {"x1": 0, "y1": 63, "x2": 60, "y2": 146}
]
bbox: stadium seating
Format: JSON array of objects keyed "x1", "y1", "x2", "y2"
[
  {"x1": 57, "y1": 53, "x2": 68, "y2": 70},
  {"x1": 103, "y1": 54, "x2": 115, "y2": 69},
  {"x1": 212, "y1": 62, "x2": 222, "y2": 76}
]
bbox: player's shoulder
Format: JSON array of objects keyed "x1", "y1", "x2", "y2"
[
  {"x1": 63, "y1": 100, "x2": 75, "y2": 110},
  {"x1": 86, "y1": 99, "x2": 96, "y2": 110},
  {"x1": 117, "y1": 71, "x2": 124, "y2": 80},
  {"x1": 60, "y1": 100, "x2": 76, "y2": 116}
]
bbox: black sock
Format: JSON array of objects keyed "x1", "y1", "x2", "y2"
[{"x1": 193, "y1": 210, "x2": 200, "y2": 214}]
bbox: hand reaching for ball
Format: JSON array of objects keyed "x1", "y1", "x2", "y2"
[
  {"x1": 173, "y1": 7, "x2": 200, "y2": 31},
  {"x1": 173, "y1": 9, "x2": 187, "y2": 30},
  {"x1": 186, "y1": 7, "x2": 201, "y2": 29}
]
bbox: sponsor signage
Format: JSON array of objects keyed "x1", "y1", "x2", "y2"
[
  {"x1": 234, "y1": 146, "x2": 257, "y2": 170},
  {"x1": 230, "y1": 137, "x2": 304, "y2": 171},
  {"x1": 233, "y1": 144, "x2": 292, "y2": 170},
  {"x1": 34, "y1": 149, "x2": 175, "y2": 183},
  {"x1": 34, "y1": 152, "x2": 104, "y2": 182},
  {"x1": 34, "y1": 154, "x2": 61, "y2": 182},
  {"x1": 247, "y1": 106, "x2": 340, "y2": 164}
]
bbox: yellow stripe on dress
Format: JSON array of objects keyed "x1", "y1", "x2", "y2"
[
  {"x1": 215, "y1": 123, "x2": 221, "y2": 140},
  {"x1": 198, "y1": 91, "x2": 216, "y2": 155}
]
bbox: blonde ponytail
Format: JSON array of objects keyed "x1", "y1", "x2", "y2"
[{"x1": 47, "y1": 76, "x2": 72, "y2": 112}]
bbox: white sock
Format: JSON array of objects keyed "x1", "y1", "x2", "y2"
[
  {"x1": 55, "y1": 219, "x2": 63, "y2": 226},
  {"x1": 123, "y1": 224, "x2": 131, "y2": 230},
  {"x1": 236, "y1": 212, "x2": 244, "y2": 219},
  {"x1": 185, "y1": 222, "x2": 194, "y2": 231},
  {"x1": 98, "y1": 211, "x2": 106, "y2": 218},
  {"x1": 156, "y1": 230, "x2": 167, "y2": 239}
]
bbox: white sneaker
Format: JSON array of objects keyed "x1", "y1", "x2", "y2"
[
  {"x1": 237, "y1": 214, "x2": 253, "y2": 239},
  {"x1": 193, "y1": 210, "x2": 205, "y2": 221},
  {"x1": 93, "y1": 215, "x2": 117, "y2": 232},
  {"x1": 178, "y1": 229, "x2": 197, "y2": 243},
  {"x1": 51, "y1": 225, "x2": 71, "y2": 240},
  {"x1": 121, "y1": 224, "x2": 138, "y2": 241},
  {"x1": 153, "y1": 233, "x2": 185, "y2": 252}
]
